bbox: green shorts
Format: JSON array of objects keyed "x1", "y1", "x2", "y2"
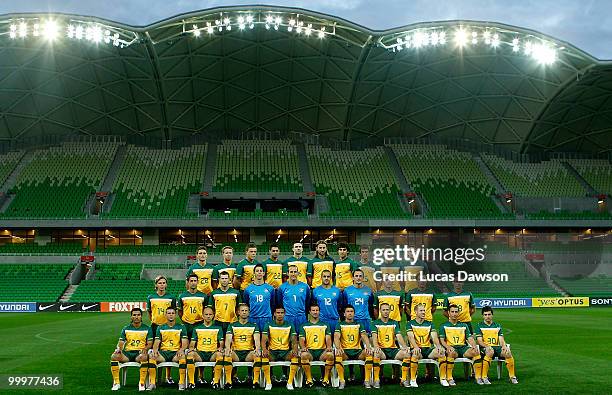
[
  {"x1": 197, "y1": 351, "x2": 214, "y2": 361},
  {"x1": 453, "y1": 345, "x2": 471, "y2": 358},
  {"x1": 310, "y1": 349, "x2": 325, "y2": 361},
  {"x1": 382, "y1": 348, "x2": 399, "y2": 359},
  {"x1": 481, "y1": 346, "x2": 503, "y2": 358},
  {"x1": 270, "y1": 349, "x2": 290, "y2": 361},
  {"x1": 184, "y1": 322, "x2": 203, "y2": 341},
  {"x1": 235, "y1": 350, "x2": 251, "y2": 362},
  {"x1": 123, "y1": 350, "x2": 141, "y2": 362},
  {"x1": 160, "y1": 350, "x2": 178, "y2": 361},
  {"x1": 419, "y1": 347, "x2": 435, "y2": 358},
  {"x1": 344, "y1": 349, "x2": 362, "y2": 360}
]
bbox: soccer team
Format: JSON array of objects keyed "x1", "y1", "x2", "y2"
[{"x1": 110, "y1": 241, "x2": 518, "y2": 391}]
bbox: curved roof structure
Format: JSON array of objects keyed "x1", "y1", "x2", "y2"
[{"x1": 0, "y1": 5, "x2": 610, "y2": 154}]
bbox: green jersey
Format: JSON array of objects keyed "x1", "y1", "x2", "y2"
[
  {"x1": 176, "y1": 290, "x2": 208, "y2": 324},
  {"x1": 236, "y1": 258, "x2": 259, "y2": 291},
  {"x1": 439, "y1": 321, "x2": 471, "y2": 347},
  {"x1": 373, "y1": 289, "x2": 404, "y2": 322},
  {"x1": 407, "y1": 319, "x2": 435, "y2": 348},
  {"x1": 299, "y1": 321, "x2": 331, "y2": 350},
  {"x1": 475, "y1": 321, "x2": 504, "y2": 347},
  {"x1": 283, "y1": 256, "x2": 310, "y2": 284},
  {"x1": 264, "y1": 321, "x2": 296, "y2": 351},
  {"x1": 146, "y1": 293, "x2": 176, "y2": 326},
  {"x1": 335, "y1": 257, "x2": 358, "y2": 290},
  {"x1": 262, "y1": 258, "x2": 283, "y2": 288},
  {"x1": 443, "y1": 291, "x2": 474, "y2": 322},
  {"x1": 227, "y1": 321, "x2": 259, "y2": 351},
  {"x1": 120, "y1": 323, "x2": 151, "y2": 352},
  {"x1": 187, "y1": 262, "x2": 217, "y2": 295},
  {"x1": 154, "y1": 323, "x2": 187, "y2": 351},
  {"x1": 192, "y1": 322, "x2": 224, "y2": 352},
  {"x1": 208, "y1": 287, "x2": 241, "y2": 323},
  {"x1": 405, "y1": 287, "x2": 437, "y2": 321},
  {"x1": 371, "y1": 319, "x2": 401, "y2": 348}
]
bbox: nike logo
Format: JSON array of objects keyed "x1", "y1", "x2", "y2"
[
  {"x1": 81, "y1": 304, "x2": 97, "y2": 311},
  {"x1": 59, "y1": 304, "x2": 75, "y2": 311},
  {"x1": 39, "y1": 304, "x2": 56, "y2": 311}
]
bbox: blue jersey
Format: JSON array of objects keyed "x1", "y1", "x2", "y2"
[
  {"x1": 277, "y1": 281, "x2": 311, "y2": 318},
  {"x1": 342, "y1": 285, "x2": 373, "y2": 320},
  {"x1": 312, "y1": 285, "x2": 342, "y2": 321},
  {"x1": 244, "y1": 282, "x2": 275, "y2": 319}
]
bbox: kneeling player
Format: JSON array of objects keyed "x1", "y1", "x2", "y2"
[
  {"x1": 438, "y1": 304, "x2": 479, "y2": 387},
  {"x1": 334, "y1": 305, "x2": 373, "y2": 389},
  {"x1": 225, "y1": 304, "x2": 262, "y2": 389},
  {"x1": 110, "y1": 307, "x2": 151, "y2": 391},
  {"x1": 149, "y1": 307, "x2": 188, "y2": 390},
  {"x1": 299, "y1": 304, "x2": 335, "y2": 388},
  {"x1": 262, "y1": 306, "x2": 299, "y2": 390},
  {"x1": 371, "y1": 302, "x2": 411, "y2": 388},
  {"x1": 187, "y1": 307, "x2": 224, "y2": 389},
  {"x1": 406, "y1": 304, "x2": 445, "y2": 388},
  {"x1": 474, "y1": 306, "x2": 518, "y2": 385}
]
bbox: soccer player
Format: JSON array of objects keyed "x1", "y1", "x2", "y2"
[
  {"x1": 146, "y1": 276, "x2": 176, "y2": 386},
  {"x1": 299, "y1": 304, "x2": 335, "y2": 388},
  {"x1": 283, "y1": 242, "x2": 310, "y2": 285},
  {"x1": 371, "y1": 303, "x2": 411, "y2": 389},
  {"x1": 406, "y1": 304, "x2": 445, "y2": 388},
  {"x1": 443, "y1": 280, "x2": 475, "y2": 333},
  {"x1": 262, "y1": 306, "x2": 299, "y2": 390},
  {"x1": 335, "y1": 242, "x2": 357, "y2": 290},
  {"x1": 401, "y1": 248, "x2": 429, "y2": 292},
  {"x1": 341, "y1": 269, "x2": 374, "y2": 333},
  {"x1": 177, "y1": 274, "x2": 207, "y2": 341},
  {"x1": 373, "y1": 277, "x2": 404, "y2": 323},
  {"x1": 225, "y1": 304, "x2": 262, "y2": 389},
  {"x1": 277, "y1": 264, "x2": 311, "y2": 332},
  {"x1": 263, "y1": 243, "x2": 283, "y2": 289},
  {"x1": 110, "y1": 307, "x2": 151, "y2": 391},
  {"x1": 474, "y1": 306, "x2": 518, "y2": 385},
  {"x1": 334, "y1": 305, "x2": 373, "y2": 389},
  {"x1": 405, "y1": 279, "x2": 437, "y2": 321},
  {"x1": 208, "y1": 271, "x2": 241, "y2": 333},
  {"x1": 244, "y1": 264, "x2": 275, "y2": 332},
  {"x1": 187, "y1": 246, "x2": 217, "y2": 295},
  {"x1": 438, "y1": 304, "x2": 479, "y2": 387},
  {"x1": 187, "y1": 306, "x2": 225, "y2": 389},
  {"x1": 357, "y1": 245, "x2": 377, "y2": 292},
  {"x1": 309, "y1": 240, "x2": 334, "y2": 289},
  {"x1": 215, "y1": 246, "x2": 237, "y2": 284},
  {"x1": 149, "y1": 307, "x2": 189, "y2": 390},
  {"x1": 378, "y1": 252, "x2": 403, "y2": 292},
  {"x1": 312, "y1": 269, "x2": 343, "y2": 333},
  {"x1": 235, "y1": 243, "x2": 258, "y2": 291}
]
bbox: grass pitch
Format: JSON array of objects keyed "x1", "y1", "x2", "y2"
[{"x1": 1, "y1": 308, "x2": 610, "y2": 394}]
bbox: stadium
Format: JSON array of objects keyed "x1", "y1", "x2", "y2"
[{"x1": 0, "y1": 4, "x2": 610, "y2": 394}]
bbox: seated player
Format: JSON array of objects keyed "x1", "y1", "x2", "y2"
[
  {"x1": 149, "y1": 306, "x2": 188, "y2": 391},
  {"x1": 474, "y1": 306, "x2": 518, "y2": 385},
  {"x1": 262, "y1": 306, "x2": 299, "y2": 390},
  {"x1": 110, "y1": 307, "x2": 151, "y2": 391},
  {"x1": 299, "y1": 304, "x2": 335, "y2": 388},
  {"x1": 406, "y1": 304, "x2": 445, "y2": 388},
  {"x1": 225, "y1": 304, "x2": 262, "y2": 389},
  {"x1": 371, "y1": 303, "x2": 411, "y2": 388},
  {"x1": 334, "y1": 305, "x2": 373, "y2": 389},
  {"x1": 438, "y1": 304, "x2": 479, "y2": 387},
  {"x1": 186, "y1": 307, "x2": 224, "y2": 390}
]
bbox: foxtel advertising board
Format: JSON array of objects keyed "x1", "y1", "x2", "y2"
[{"x1": 100, "y1": 302, "x2": 148, "y2": 312}]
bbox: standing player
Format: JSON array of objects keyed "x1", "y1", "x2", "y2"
[
  {"x1": 283, "y1": 242, "x2": 310, "y2": 285},
  {"x1": 342, "y1": 269, "x2": 374, "y2": 333},
  {"x1": 371, "y1": 303, "x2": 411, "y2": 389},
  {"x1": 474, "y1": 306, "x2": 518, "y2": 385},
  {"x1": 187, "y1": 246, "x2": 217, "y2": 295},
  {"x1": 244, "y1": 264, "x2": 275, "y2": 333},
  {"x1": 401, "y1": 248, "x2": 429, "y2": 293},
  {"x1": 335, "y1": 243, "x2": 357, "y2": 290},
  {"x1": 443, "y1": 280, "x2": 475, "y2": 333},
  {"x1": 406, "y1": 304, "x2": 445, "y2": 388},
  {"x1": 263, "y1": 243, "x2": 283, "y2": 289},
  {"x1": 187, "y1": 307, "x2": 225, "y2": 389},
  {"x1": 177, "y1": 274, "x2": 207, "y2": 386},
  {"x1": 110, "y1": 307, "x2": 151, "y2": 391},
  {"x1": 309, "y1": 240, "x2": 334, "y2": 289},
  {"x1": 406, "y1": 279, "x2": 437, "y2": 322},
  {"x1": 208, "y1": 272, "x2": 241, "y2": 333},
  {"x1": 149, "y1": 307, "x2": 189, "y2": 390},
  {"x1": 373, "y1": 277, "x2": 404, "y2": 323},
  {"x1": 262, "y1": 306, "x2": 299, "y2": 390},
  {"x1": 215, "y1": 246, "x2": 237, "y2": 284},
  {"x1": 312, "y1": 269, "x2": 343, "y2": 333},
  {"x1": 438, "y1": 304, "x2": 479, "y2": 387},
  {"x1": 235, "y1": 243, "x2": 258, "y2": 291},
  {"x1": 378, "y1": 249, "x2": 403, "y2": 292},
  {"x1": 146, "y1": 276, "x2": 176, "y2": 386},
  {"x1": 277, "y1": 264, "x2": 311, "y2": 332},
  {"x1": 357, "y1": 245, "x2": 377, "y2": 292},
  {"x1": 334, "y1": 305, "x2": 373, "y2": 389},
  {"x1": 225, "y1": 304, "x2": 262, "y2": 389},
  {"x1": 299, "y1": 304, "x2": 335, "y2": 388}
]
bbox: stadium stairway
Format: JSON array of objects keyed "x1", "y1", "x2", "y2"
[
  {"x1": 60, "y1": 284, "x2": 79, "y2": 302},
  {"x1": 561, "y1": 161, "x2": 597, "y2": 195},
  {"x1": 473, "y1": 154, "x2": 507, "y2": 194},
  {"x1": 0, "y1": 150, "x2": 32, "y2": 193},
  {"x1": 99, "y1": 144, "x2": 127, "y2": 192},
  {"x1": 295, "y1": 143, "x2": 314, "y2": 193},
  {"x1": 202, "y1": 143, "x2": 217, "y2": 191}
]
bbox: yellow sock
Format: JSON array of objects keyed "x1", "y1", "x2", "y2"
[
  {"x1": 187, "y1": 357, "x2": 195, "y2": 385},
  {"x1": 410, "y1": 356, "x2": 419, "y2": 381},
  {"x1": 148, "y1": 360, "x2": 157, "y2": 385},
  {"x1": 373, "y1": 357, "x2": 381, "y2": 382},
  {"x1": 213, "y1": 356, "x2": 223, "y2": 384},
  {"x1": 438, "y1": 357, "x2": 447, "y2": 380},
  {"x1": 224, "y1": 356, "x2": 233, "y2": 384},
  {"x1": 178, "y1": 358, "x2": 186, "y2": 385},
  {"x1": 364, "y1": 356, "x2": 373, "y2": 382},
  {"x1": 335, "y1": 356, "x2": 345, "y2": 382},
  {"x1": 288, "y1": 357, "x2": 299, "y2": 385},
  {"x1": 401, "y1": 358, "x2": 410, "y2": 381},
  {"x1": 301, "y1": 358, "x2": 313, "y2": 383},
  {"x1": 262, "y1": 358, "x2": 271, "y2": 385},
  {"x1": 482, "y1": 355, "x2": 492, "y2": 379},
  {"x1": 473, "y1": 356, "x2": 482, "y2": 379},
  {"x1": 110, "y1": 361, "x2": 120, "y2": 385},
  {"x1": 139, "y1": 361, "x2": 148, "y2": 386},
  {"x1": 505, "y1": 356, "x2": 515, "y2": 378},
  {"x1": 324, "y1": 360, "x2": 333, "y2": 382},
  {"x1": 253, "y1": 357, "x2": 261, "y2": 384},
  {"x1": 446, "y1": 357, "x2": 455, "y2": 380}
]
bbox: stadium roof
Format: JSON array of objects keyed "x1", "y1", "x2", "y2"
[{"x1": 0, "y1": 5, "x2": 611, "y2": 154}]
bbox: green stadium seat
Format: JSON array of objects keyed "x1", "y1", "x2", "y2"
[
  {"x1": 0, "y1": 263, "x2": 72, "y2": 302},
  {"x1": 566, "y1": 159, "x2": 612, "y2": 195},
  {"x1": 0, "y1": 150, "x2": 24, "y2": 185}
]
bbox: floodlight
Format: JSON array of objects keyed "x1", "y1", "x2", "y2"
[
  {"x1": 43, "y1": 20, "x2": 59, "y2": 41},
  {"x1": 454, "y1": 28, "x2": 468, "y2": 46}
]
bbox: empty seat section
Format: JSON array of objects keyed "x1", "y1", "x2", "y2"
[
  {"x1": 0, "y1": 242, "x2": 86, "y2": 255},
  {"x1": 70, "y1": 278, "x2": 185, "y2": 302},
  {"x1": 106, "y1": 145, "x2": 206, "y2": 218},
  {"x1": 1, "y1": 143, "x2": 118, "y2": 218},
  {"x1": 307, "y1": 146, "x2": 407, "y2": 218},
  {"x1": 0, "y1": 263, "x2": 72, "y2": 302},
  {"x1": 391, "y1": 145, "x2": 505, "y2": 219},
  {"x1": 214, "y1": 140, "x2": 302, "y2": 192},
  {"x1": 0, "y1": 150, "x2": 24, "y2": 185},
  {"x1": 553, "y1": 275, "x2": 611, "y2": 297},
  {"x1": 566, "y1": 159, "x2": 612, "y2": 195}
]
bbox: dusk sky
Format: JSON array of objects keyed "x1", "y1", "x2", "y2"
[{"x1": 1, "y1": 0, "x2": 611, "y2": 59}]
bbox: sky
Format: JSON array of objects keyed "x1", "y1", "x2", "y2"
[{"x1": 1, "y1": 0, "x2": 611, "y2": 60}]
